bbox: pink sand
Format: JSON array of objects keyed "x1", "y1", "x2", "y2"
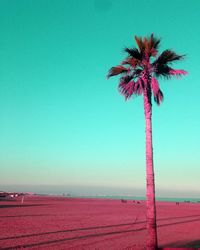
[{"x1": 0, "y1": 196, "x2": 200, "y2": 249}]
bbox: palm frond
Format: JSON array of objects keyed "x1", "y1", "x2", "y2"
[
  {"x1": 118, "y1": 80, "x2": 135, "y2": 100},
  {"x1": 120, "y1": 75, "x2": 133, "y2": 83},
  {"x1": 135, "y1": 34, "x2": 160, "y2": 57},
  {"x1": 107, "y1": 66, "x2": 129, "y2": 78},
  {"x1": 118, "y1": 76, "x2": 144, "y2": 100},
  {"x1": 148, "y1": 34, "x2": 161, "y2": 56},
  {"x1": 133, "y1": 68, "x2": 143, "y2": 77},
  {"x1": 135, "y1": 36, "x2": 145, "y2": 52},
  {"x1": 154, "y1": 65, "x2": 188, "y2": 79},
  {"x1": 124, "y1": 48, "x2": 142, "y2": 60},
  {"x1": 154, "y1": 64, "x2": 171, "y2": 78},
  {"x1": 133, "y1": 78, "x2": 144, "y2": 95},
  {"x1": 169, "y1": 69, "x2": 188, "y2": 78},
  {"x1": 154, "y1": 50, "x2": 184, "y2": 66},
  {"x1": 122, "y1": 57, "x2": 139, "y2": 67},
  {"x1": 154, "y1": 90, "x2": 163, "y2": 105},
  {"x1": 151, "y1": 77, "x2": 163, "y2": 105},
  {"x1": 150, "y1": 34, "x2": 160, "y2": 50}
]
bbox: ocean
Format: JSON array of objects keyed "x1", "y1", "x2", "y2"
[{"x1": 1, "y1": 185, "x2": 199, "y2": 203}]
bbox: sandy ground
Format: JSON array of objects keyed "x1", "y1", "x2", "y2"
[{"x1": 0, "y1": 196, "x2": 200, "y2": 249}]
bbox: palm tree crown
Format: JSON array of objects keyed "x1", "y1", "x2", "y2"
[{"x1": 107, "y1": 34, "x2": 187, "y2": 104}]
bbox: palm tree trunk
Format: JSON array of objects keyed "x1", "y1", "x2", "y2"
[{"x1": 144, "y1": 89, "x2": 158, "y2": 250}]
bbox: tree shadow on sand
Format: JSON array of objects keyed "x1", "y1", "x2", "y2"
[
  {"x1": 1, "y1": 214, "x2": 200, "y2": 241},
  {"x1": 0, "y1": 204, "x2": 49, "y2": 209},
  {"x1": 159, "y1": 238, "x2": 200, "y2": 248},
  {"x1": 1, "y1": 215, "x2": 200, "y2": 249},
  {"x1": 0, "y1": 214, "x2": 52, "y2": 218}
]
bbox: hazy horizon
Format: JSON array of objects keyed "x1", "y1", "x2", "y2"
[{"x1": 0, "y1": 184, "x2": 199, "y2": 199}]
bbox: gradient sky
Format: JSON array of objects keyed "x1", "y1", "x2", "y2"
[{"x1": 0, "y1": 0, "x2": 199, "y2": 197}]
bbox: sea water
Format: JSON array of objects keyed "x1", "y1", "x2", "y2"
[{"x1": 1, "y1": 185, "x2": 199, "y2": 203}]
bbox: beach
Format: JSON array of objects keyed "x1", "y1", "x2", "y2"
[{"x1": 0, "y1": 195, "x2": 200, "y2": 249}]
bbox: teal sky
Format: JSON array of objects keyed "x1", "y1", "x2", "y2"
[{"x1": 0, "y1": 0, "x2": 199, "y2": 197}]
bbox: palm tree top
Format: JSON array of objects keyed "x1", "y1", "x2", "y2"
[{"x1": 107, "y1": 34, "x2": 187, "y2": 104}]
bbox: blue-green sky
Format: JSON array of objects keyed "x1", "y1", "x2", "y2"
[{"x1": 0, "y1": 0, "x2": 199, "y2": 197}]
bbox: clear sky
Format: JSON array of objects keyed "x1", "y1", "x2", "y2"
[{"x1": 0, "y1": 0, "x2": 199, "y2": 197}]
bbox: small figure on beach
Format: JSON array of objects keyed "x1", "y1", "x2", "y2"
[
  {"x1": 176, "y1": 202, "x2": 179, "y2": 206},
  {"x1": 132, "y1": 200, "x2": 141, "y2": 204},
  {"x1": 121, "y1": 199, "x2": 127, "y2": 203}
]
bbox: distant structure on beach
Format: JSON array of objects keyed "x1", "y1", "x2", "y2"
[{"x1": 0, "y1": 191, "x2": 26, "y2": 200}]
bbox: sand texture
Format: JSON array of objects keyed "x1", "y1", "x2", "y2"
[{"x1": 0, "y1": 196, "x2": 200, "y2": 249}]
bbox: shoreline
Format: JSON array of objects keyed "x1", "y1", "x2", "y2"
[{"x1": 24, "y1": 193, "x2": 200, "y2": 203}]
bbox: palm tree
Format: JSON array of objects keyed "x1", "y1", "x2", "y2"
[{"x1": 107, "y1": 34, "x2": 187, "y2": 250}]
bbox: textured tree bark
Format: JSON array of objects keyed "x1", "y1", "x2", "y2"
[{"x1": 144, "y1": 89, "x2": 158, "y2": 250}]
